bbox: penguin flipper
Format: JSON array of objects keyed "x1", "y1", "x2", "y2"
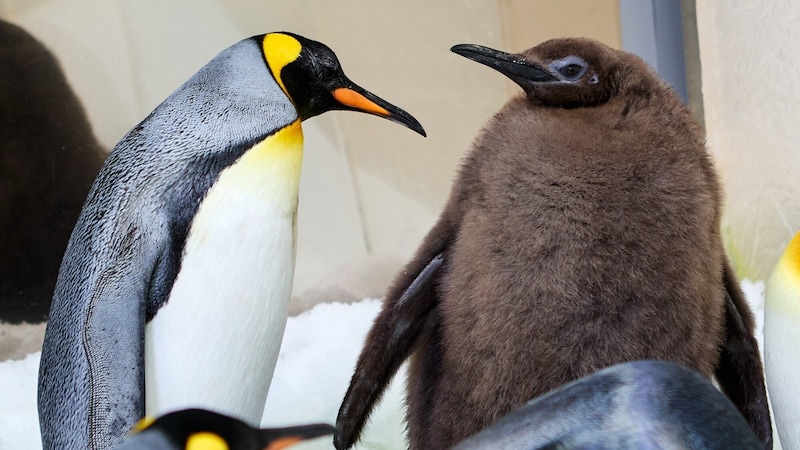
[
  {"x1": 715, "y1": 259, "x2": 773, "y2": 449},
  {"x1": 334, "y1": 253, "x2": 444, "y2": 450},
  {"x1": 83, "y1": 266, "x2": 148, "y2": 444},
  {"x1": 39, "y1": 226, "x2": 150, "y2": 449}
]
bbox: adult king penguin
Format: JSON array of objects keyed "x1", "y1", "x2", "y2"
[
  {"x1": 764, "y1": 231, "x2": 800, "y2": 449},
  {"x1": 117, "y1": 409, "x2": 335, "y2": 450},
  {"x1": 38, "y1": 32, "x2": 425, "y2": 450},
  {"x1": 335, "y1": 38, "x2": 771, "y2": 449}
]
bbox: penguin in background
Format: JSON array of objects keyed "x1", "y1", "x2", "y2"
[
  {"x1": 764, "y1": 231, "x2": 800, "y2": 449},
  {"x1": 335, "y1": 38, "x2": 771, "y2": 449},
  {"x1": 117, "y1": 409, "x2": 335, "y2": 450},
  {"x1": 0, "y1": 19, "x2": 105, "y2": 325},
  {"x1": 452, "y1": 360, "x2": 763, "y2": 450},
  {"x1": 37, "y1": 32, "x2": 425, "y2": 450}
]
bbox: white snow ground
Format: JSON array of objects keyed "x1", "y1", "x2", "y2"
[{"x1": 0, "y1": 282, "x2": 776, "y2": 450}]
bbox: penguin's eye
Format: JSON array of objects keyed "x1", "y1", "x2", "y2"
[
  {"x1": 560, "y1": 64, "x2": 583, "y2": 78},
  {"x1": 550, "y1": 57, "x2": 588, "y2": 81}
]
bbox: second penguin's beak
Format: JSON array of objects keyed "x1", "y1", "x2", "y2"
[
  {"x1": 262, "y1": 423, "x2": 337, "y2": 450},
  {"x1": 451, "y1": 43, "x2": 558, "y2": 87},
  {"x1": 329, "y1": 81, "x2": 426, "y2": 137}
]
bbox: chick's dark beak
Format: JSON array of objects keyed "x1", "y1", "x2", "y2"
[
  {"x1": 330, "y1": 79, "x2": 426, "y2": 137},
  {"x1": 451, "y1": 43, "x2": 557, "y2": 86}
]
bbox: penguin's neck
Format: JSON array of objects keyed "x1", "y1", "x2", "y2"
[
  {"x1": 186, "y1": 119, "x2": 305, "y2": 228},
  {"x1": 144, "y1": 119, "x2": 304, "y2": 421}
]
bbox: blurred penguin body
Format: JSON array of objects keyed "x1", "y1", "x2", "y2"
[
  {"x1": 453, "y1": 360, "x2": 762, "y2": 450},
  {"x1": 336, "y1": 38, "x2": 770, "y2": 450},
  {"x1": 118, "y1": 408, "x2": 334, "y2": 450},
  {"x1": 764, "y1": 232, "x2": 800, "y2": 449},
  {"x1": 38, "y1": 32, "x2": 424, "y2": 449},
  {"x1": 0, "y1": 19, "x2": 104, "y2": 325}
]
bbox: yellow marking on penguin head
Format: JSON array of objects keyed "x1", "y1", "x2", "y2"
[
  {"x1": 766, "y1": 232, "x2": 800, "y2": 317},
  {"x1": 186, "y1": 431, "x2": 229, "y2": 450},
  {"x1": 262, "y1": 33, "x2": 303, "y2": 97}
]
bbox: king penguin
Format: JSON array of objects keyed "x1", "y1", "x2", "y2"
[
  {"x1": 37, "y1": 32, "x2": 425, "y2": 450},
  {"x1": 117, "y1": 409, "x2": 335, "y2": 450},
  {"x1": 452, "y1": 360, "x2": 762, "y2": 450},
  {"x1": 335, "y1": 38, "x2": 771, "y2": 450},
  {"x1": 764, "y1": 231, "x2": 800, "y2": 449}
]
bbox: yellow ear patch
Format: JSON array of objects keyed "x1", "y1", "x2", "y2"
[
  {"x1": 263, "y1": 33, "x2": 303, "y2": 96},
  {"x1": 186, "y1": 431, "x2": 229, "y2": 450}
]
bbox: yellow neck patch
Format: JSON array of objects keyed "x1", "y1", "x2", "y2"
[
  {"x1": 242, "y1": 119, "x2": 304, "y2": 182},
  {"x1": 263, "y1": 33, "x2": 303, "y2": 97},
  {"x1": 780, "y1": 232, "x2": 800, "y2": 280},
  {"x1": 187, "y1": 432, "x2": 229, "y2": 450},
  {"x1": 196, "y1": 119, "x2": 304, "y2": 218},
  {"x1": 766, "y1": 232, "x2": 800, "y2": 315}
]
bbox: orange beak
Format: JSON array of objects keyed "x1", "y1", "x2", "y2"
[
  {"x1": 264, "y1": 435, "x2": 303, "y2": 450},
  {"x1": 328, "y1": 83, "x2": 426, "y2": 137},
  {"x1": 259, "y1": 423, "x2": 335, "y2": 450},
  {"x1": 333, "y1": 88, "x2": 391, "y2": 117}
]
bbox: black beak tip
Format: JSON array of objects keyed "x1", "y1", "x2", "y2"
[
  {"x1": 385, "y1": 102, "x2": 426, "y2": 137},
  {"x1": 410, "y1": 120, "x2": 427, "y2": 137},
  {"x1": 389, "y1": 110, "x2": 426, "y2": 137},
  {"x1": 450, "y1": 44, "x2": 478, "y2": 58}
]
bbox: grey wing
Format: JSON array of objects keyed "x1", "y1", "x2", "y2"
[{"x1": 38, "y1": 221, "x2": 160, "y2": 450}]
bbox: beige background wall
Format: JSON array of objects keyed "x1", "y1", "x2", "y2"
[
  {"x1": 696, "y1": 1, "x2": 800, "y2": 281},
  {"x1": 1, "y1": 0, "x2": 621, "y2": 304}
]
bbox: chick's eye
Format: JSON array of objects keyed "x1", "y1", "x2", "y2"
[{"x1": 560, "y1": 64, "x2": 583, "y2": 78}]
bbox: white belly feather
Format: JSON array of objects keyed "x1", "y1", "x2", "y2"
[{"x1": 145, "y1": 120, "x2": 303, "y2": 424}]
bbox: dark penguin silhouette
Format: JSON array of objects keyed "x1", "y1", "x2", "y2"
[
  {"x1": 117, "y1": 408, "x2": 335, "y2": 450},
  {"x1": 453, "y1": 360, "x2": 763, "y2": 450},
  {"x1": 0, "y1": 19, "x2": 105, "y2": 323},
  {"x1": 335, "y1": 38, "x2": 771, "y2": 450}
]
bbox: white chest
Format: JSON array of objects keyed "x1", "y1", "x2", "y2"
[{"x1": 145, "y1": 121, "x2": 303, "y2": 423}]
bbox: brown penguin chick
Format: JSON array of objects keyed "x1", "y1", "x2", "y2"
[{"x1": 335, "y1": 38, "x2": 772, "y2": 450}]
